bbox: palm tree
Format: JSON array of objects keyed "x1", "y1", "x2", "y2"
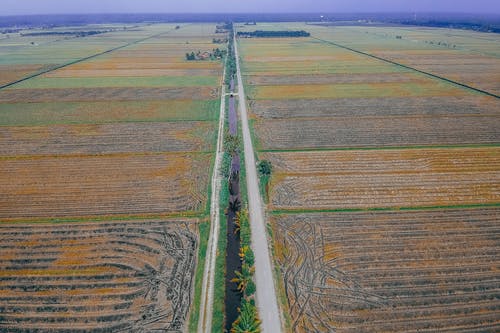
[
  {"x1": 233, "y1": 215, "x2": 241, "y2": 235},
  {"x1": 234, "y1": 209, "x2": 247, "y2": 234},
  {"x1": 231, "y1": 299, "x2": 261, "y2": 333},
  {"x1": 231, "y1": 263, "x2": 254, "y2": 293},
  {"x1": 239, "y1": 246, "x2": 249, "y2": 261}
]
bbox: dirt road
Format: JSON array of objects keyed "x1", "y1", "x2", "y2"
[
  {"x1": 197, "y1": 63, "x2": 226, "y2": 333},
  {"x1": 234, "y1": 33, "x2": 283, "y2": 333}
]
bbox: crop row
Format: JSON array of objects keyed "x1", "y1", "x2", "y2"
[
  {"x1": 254, "y1": 116, "x2": 500, "y2": 150},
  {"x1": 249, "y1": 95, "x2": 498, "y2": 119},
  {"x1": 0, "y1": 153, "x2": 210, "y2": 219},
  {"x1": 0, "y1": 122, "x2": 216, "y2": 156},
  {"x1": 271, "y1": 171, "x2": 498, "y2": 210},
  {"x1": 263, "y1": 147, "x2": 499, "y2": 174},
  {"x1": 0, "y1": 86, "x2": 217, "y2": 103}
]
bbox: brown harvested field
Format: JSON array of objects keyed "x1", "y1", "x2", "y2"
[
  {"x1": 271, "y1": 209, "x2": 500, "y2": 333},
  {"x1": 0, "y1": 122, "x2": 216, "y2": 156},
  {"x1": 0, "y1": 219, "x2": 198, "y2": 332},
  {"x1": 0, "y1": 64, "x2": 49, "y2": 86},
  {"x1": 255, "y1": 116, "x2": 500, "y2": 149},
  {"x1": 372, "y1": 51, "x2": 500, "y2": 95},
  {"x1": 266, "y1": 148, "x2": 500, "y2": 210},
  {"x1": 250, "y1": 95, "x2": 499, "y2": 118},
  {"x1": 0, "y1": 86, "x2": 217, "y2": 103},
  {"x1": 0, "y1": 153, "x2": 211, "y2": 219},
  {"x1": 307, "y1": 25, "x2": 500, "y2": 95},
  {"x1": 239, "y1": 24, "x2": 500, "y2": 333},
  {"x1": 0, "y1": 23, "x2": 225, "y2": 332}
]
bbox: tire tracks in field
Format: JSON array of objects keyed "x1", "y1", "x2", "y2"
[
  {"x1": 0, "y1": 25, "x2": 184, "y2": 91},
  {"x1": 312, "y1": 36, "x2": 500, "y2": 99}
]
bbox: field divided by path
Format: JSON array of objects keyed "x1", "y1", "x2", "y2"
[
  {"x1": 0, "y1": 23, "x2": 226, "y2": 331},
  {"x1": 237, "y1": 22, "x2": 500, "y2": 332}
]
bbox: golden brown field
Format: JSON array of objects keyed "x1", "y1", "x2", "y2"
[
  {"x1": 238, "y1": 23, "x2": 500, "y2": 332},
  {"x1": 0, "y1": 23, "x2": 225, "y2": 331}
]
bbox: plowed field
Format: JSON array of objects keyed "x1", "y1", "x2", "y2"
[
  {"x1": 0, "y1": 219, "x2": 199, "y2": 332},
  {"x1": 272, "y1": 209, "x2": 500, "y2": 333}
]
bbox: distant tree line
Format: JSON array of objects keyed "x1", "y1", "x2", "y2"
[
  {"x1": 399, "y1": 20, "x2": 500, "y2": 33},
  {"x1": 21, "y1": 30, "x2": 110, "y2": 37},
  {"x1": 237, "y1": 30, "x2": 310, "y2": 38},
  {"x1": 225, "y1": 23, "x2": 237, "y2": 87}
]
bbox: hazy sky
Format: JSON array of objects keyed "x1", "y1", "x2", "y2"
[{"x1": 2, "y1": 0, "x2": 499, "y2": 15}]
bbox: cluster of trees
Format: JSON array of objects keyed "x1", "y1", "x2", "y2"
[
  {"x1": 257, "y1": 160, "x2": 272, "y2": 203},
  {"x1": 231, "y1": 210, "x2": 261, "y2": 333},
  {"x1": 237, "y1": 30, "x2": 310, "y2": 38},
  {"x1": 185, "y1": 48, "x2": 225, "y2": 61},
  {"x1": 225, "y1": 23, "x2": 237, "y2": 88},
  {"x1": 213, "y1": 38, "x2": 228, "y2": 44}
]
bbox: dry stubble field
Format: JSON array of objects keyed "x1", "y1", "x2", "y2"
[
  {"x1": 238, "y1": 23, "x2": 500, "y2": 332},
  {"x1": 0, "y1": 23, "x2": 225, "y2": 331}
]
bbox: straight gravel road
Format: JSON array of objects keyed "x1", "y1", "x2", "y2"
[{"x1": 234, "y1": 33, "x2": 283, "y2": 333}]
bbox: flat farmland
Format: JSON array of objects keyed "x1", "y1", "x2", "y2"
[
  {"x1": 264, "y1": 147, "x2": 500, "y2": 210},
  {"x1": 0, "y1": 122, "x2": 215, "y2": 155},
  {"x1": 1, "y1": 23, "x2": 223, "y2": 220},
  {"x1": 237, "y1": 23, "x2": 500, "y2": 332},
  {"x1": 254, "y1": 116, "x2": 500, "y2": 149},
  {"x1": 0, "y1": 22, "x2": 225, "y2": 331},
  {"x1": 307, "y1": 25, "x2": 500, "y2": 95},
  {"x1": 0, "y1": 100, "x2": 219, "y2": 126},
  {"x1": 0, "y1": 153, "x2": 210, "y2": 218},
  {"x1": 240, "y1": 37, "x2": 499, "y2": 150},
  {"x1": 271, "y1": 209, "x2": 500, "y2": 332},
  {"x1": 0, "y1": 219, "x2": 199, "y2": 332}
]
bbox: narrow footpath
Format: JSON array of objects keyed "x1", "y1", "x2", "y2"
[{"x1": 233, "y1": 33, "x2": 283, "y2": 333}]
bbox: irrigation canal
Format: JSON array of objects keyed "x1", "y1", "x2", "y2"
[{"x1": 225, "y1": 76, "x2": 242, "y2": 331}]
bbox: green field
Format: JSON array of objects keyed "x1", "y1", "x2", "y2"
[
  {"x1": 9, "y1": 75, "x2": 219, "y2": 88},
  {"x1": 0, "y1": 100, "x2": 219, "y2": 126}
]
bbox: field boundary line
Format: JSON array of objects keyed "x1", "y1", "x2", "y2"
[
  {"x1": 0, "y1": 26, "x2": 183, "y2": 91},
  {"x1": 0, "y1": 211, "x2": 206, "y2": 225},
  {"x1": 197, "y1": 55, "x2": 227, "y2": 333},
  {"x1": 259, "y1": 143, "x2": 500, "y2": 153},
  {"x1": 312, "y1": 36, "x2": 500, "y2": 99},
  {"x1": 270, "y1": 203, "x2": 500, "y2": 215},
  {"x1": 0, "y1": 151, "x2": 214, "y2": 160}
]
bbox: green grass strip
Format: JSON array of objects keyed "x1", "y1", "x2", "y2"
[
  {"x1": 212, "y1": 176, "x2": 229, "y2": 332},
  {"x1": 0, "y1": 211, "x2": 208, "y2": 225},
  {"x1": 271, "y1": 203, "x2": 500, "y2": 215},
  {"x1": 188, "y1": 220, "x2": 210, "y2": 332}
]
